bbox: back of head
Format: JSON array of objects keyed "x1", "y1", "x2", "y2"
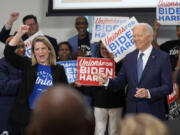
[
  {"x1": 27, "y1": 84, "x2": 93, "y2": 135},
  {"x1": 120, "y1": 113, "x2": 170, "y2": 135}
]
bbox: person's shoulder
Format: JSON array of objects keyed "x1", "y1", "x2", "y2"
[
  {"x1": 45, "y1": 35, "x2": 57, "y2": 41},
  {"x1": 68, "y1": 34, "x2": 78, "y2": 41},
  {"x1": 126, "y1": 49, "x2": 138, "y2": 57},
  {"x1": 160, "y1": 39, "x2": 179, "y2": 48}
]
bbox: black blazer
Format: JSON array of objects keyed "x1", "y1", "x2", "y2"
[{"x1": 4, "y1": 45, "x2": 67, "y2": 126}]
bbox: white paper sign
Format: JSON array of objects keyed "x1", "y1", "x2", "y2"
[
  {"x1": 24, "y1": 31, "x2": 44, "y2": 57},
  {"x1": 156, "y1": 0, "x2": 180, "y2": 25},
  {"x1": 102, "y1": 17, "x2": 138, "y2": 63},
  {"x1": 91, "y1": 16, "x2": 129, "y2": 43}
]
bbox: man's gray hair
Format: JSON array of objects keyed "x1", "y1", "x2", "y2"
[{"x1": 134, "y1": 23, "x2": 153, "y2": 41}]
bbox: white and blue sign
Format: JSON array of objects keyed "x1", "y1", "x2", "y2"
[
  {"x1": 57, "y1": 60, "x2": 77, "y2": 83},
  {"x1": 91, "y1": 16, "x2": 129, "y2": 43},
  {"x1": 157, "y1": 0, "x2": 180, "y2": 25},
  {"x1": 102, "y1": 17, "x2": 138, "y2": 63}
]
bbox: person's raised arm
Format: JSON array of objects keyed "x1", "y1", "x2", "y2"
[
  {"x1": 9, "y1": 25, "x2": 29, "y2": 46},
  {"x1": 152, "y1": 20, "x2": 160, "y2": 49},
  {"x1": 6, "y1": 12, "x2": 19, "y2": 29}
]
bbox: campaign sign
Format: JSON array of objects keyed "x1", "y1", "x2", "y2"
[
  {"x1": 167, "y1": 83, "x2": 177, "y2": 104},
  {"x1": 57, "y1": 60, "x2": 77, "y2": 83},
  {"x1": 77, "y1": 57, "x2": 115, "y2": 86},
  {"x1": 24, "y1": 31, "x2": 44, "y2": 58},
  {"x1": 101, "y1": 17, "x2": 138, "y2": 63},
  {"x1": 156, "y1": 0, "x2": 180, "y2": 25},
  {"x1": 91, "y1": 16, "x2": 129, "y2": 43}
]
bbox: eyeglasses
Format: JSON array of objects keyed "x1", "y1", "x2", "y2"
[{"x1": 26, "y1": 23, "x2": 37, "y2": 27}]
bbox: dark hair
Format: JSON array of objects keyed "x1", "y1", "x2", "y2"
[
  {"x1": 23, "y1": 14, "x2": 38, "y2": 24},
  {"x1": 75, "y1": 16, "x2": 88, "y2": 25},
  {"x1": 176, "y1": 25, "x2": 180, "y2": 29},
  {"x1": 57, "y1": 41, "x2": 72, "y2": 54}
]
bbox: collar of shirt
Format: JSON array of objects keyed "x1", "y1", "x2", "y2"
[{"x1": 138, "y1": 45, "x2": 153, "y2": 70}]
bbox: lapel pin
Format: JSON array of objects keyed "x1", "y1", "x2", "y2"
[{"x1": 152, "y1": 56, "x2": 155, "y2": 59}]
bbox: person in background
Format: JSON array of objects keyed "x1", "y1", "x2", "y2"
[
  {"x1": 4, "y1": 25, "x2": 67, "y2": 134},
  {"x1": 26, "y1": 84, "x2": 95, "y2": 135},
  {"x1": 98, "y1": 23, "x2": 173, "y2": 120},
  {"x1": 57, "y1": 41, "x2": 72, "y2": 61},
  {"x1": 92, "y1": 41, "x2": 125, "y2": 135},
  {"x1": 165, "y1": 68, "x2": 180, "y2": 135},
  {"x1": 153, "y1": 20, "x2": 180, "y2": 81},
  {"x1": 68, "y1": 16, "x2": 98, "y2": 59},
  {"x1": 0, "y1": 12, "x2": 19, "y2": 43},
  {"x1": 0, "y1": 12, "x2": 58, "y2": 57},
  {"x1": 120, "y1": 113, "x2": 170, "y2": 135},
  {"x1": 0, "y1": 36, "x2": 25, "y2": 135}
]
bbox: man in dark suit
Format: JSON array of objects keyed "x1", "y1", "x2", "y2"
[
  {"x1": 0, "y1": 13, "x2": 58, "y2": 57},
  {"x1": 98, "y1": 23, "x2": 173, "y2": 120}
]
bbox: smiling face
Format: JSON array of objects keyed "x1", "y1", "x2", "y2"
[
  {"x1": 133, "y1": 25, "x2": 152, "y2": 52},
  {"x1": 33, "y1": 42, "x2": 50, "y2": 65},
  {"x1": 75, "y1": 17, "x2": 88, "y2": 37},
  {"x1": 58, "y1": 44, "x2": 71, "y2": 61}
]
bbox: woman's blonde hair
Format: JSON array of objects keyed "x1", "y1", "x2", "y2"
[
  {"x1": 31, "y1": 36, "x2": 56, "y2": 66},
  {"x1": 120, "y1": 113, "x2": 170, "y2": 135}
]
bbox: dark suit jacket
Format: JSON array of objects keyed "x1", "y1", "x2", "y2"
[
  {"x1": 4, "y1": 45, "x2": 67, "y2": 127},
  {"x1": 108, "y1": 47, "x2": 173, "y2": 120},
  {"x1": 0, "y1": 58, "x2": 21, "y2": 132}
]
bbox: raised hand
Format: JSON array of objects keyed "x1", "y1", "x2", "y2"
[
  {"x1": 154, "y1": 20, "x2": 160, "y2": 31},
  {"x1": 18, "y1": 25, "x2": 29, "y2": 36},
  {"x1": 7, "y1": 12, "x2": 19, "y2": 25}
]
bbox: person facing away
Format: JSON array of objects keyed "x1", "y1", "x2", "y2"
[
  {"x1": 4, "y1": 25, "x2": 67, "y2": 134},
  {"x1": 120, "y1": 113, "x2": 170, "y2": 135},
  {"x1": 26, "y1": 84, "x2": 95, "y2": 135},
  {"x1": 92, "y1": 41, "x2": 125, "y2": 135},
  {"x1": 0, "y1": 36, "x2": 25, "y2": 134},
  {"x1": 68, "y1": 16, "x2": 98, "y2": 59},
  {"x1": 98, "y1": 23, "x2": 173, "y2": 120},
  {"x1": 57, "y1": 41, "x2": 72, "y2": 61}
]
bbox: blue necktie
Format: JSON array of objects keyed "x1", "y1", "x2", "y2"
[{"x1": 137, "y1": 53, "x2": 144, "y2": 82}]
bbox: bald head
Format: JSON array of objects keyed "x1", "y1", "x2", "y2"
[{"x1": 27, "y1": 85, "x2": 93, "y2": 135}]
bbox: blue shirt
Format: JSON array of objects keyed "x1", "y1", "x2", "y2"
[{"x1": 29, "y1": 64, "x2": 53, "y2": 109}]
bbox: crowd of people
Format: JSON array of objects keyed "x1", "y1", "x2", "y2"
[{"x1": 0, "y1": 12, "x2": 179, "y2": 135}]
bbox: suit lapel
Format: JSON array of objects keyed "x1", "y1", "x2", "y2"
[{"x1": 139, "y1": 47, "x2": 157, "y2": 83}]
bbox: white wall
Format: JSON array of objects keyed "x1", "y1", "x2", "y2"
[
  {"x1": 0, "y1": 0, "x2": 78, "y2": 58},
  {"x1": 0, "y1": 0, "x2": 177, "y2": 58}
]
